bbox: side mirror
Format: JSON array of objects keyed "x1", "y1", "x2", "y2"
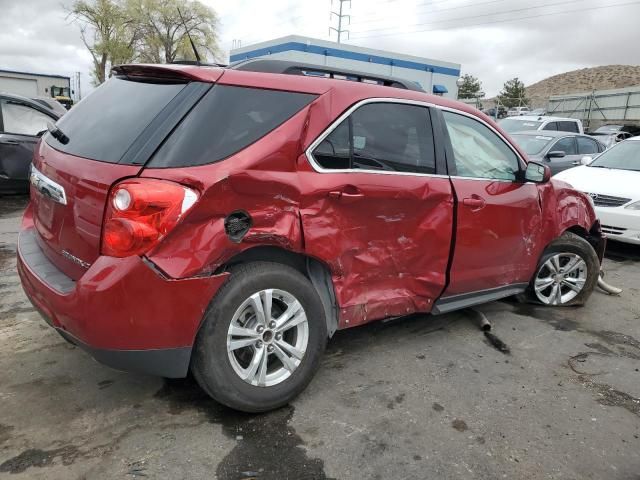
[
  {"x1": 547, "y1": 150, "x2": 566, "y2": 159},
  {"x1": 524, "y1": 161, "x2": 551, "y2": 183},
  {"x1": 580, "y1": 156, "x2": 593, "y2": 166}
]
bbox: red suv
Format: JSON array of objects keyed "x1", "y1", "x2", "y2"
[{"x1": 18, "y1": 61, "x2": 604, "y2": 412}]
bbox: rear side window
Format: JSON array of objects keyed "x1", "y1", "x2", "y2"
[
  {"x1": 558, "y1": 121, "x2": 579, "y2": 133},
  {"x1": 46, "y1": 77, "x2": 186, "y2": 163},
  {"x1": 543, "y1": 122, "x2": 558, "y2": 131},
  {"x1": 313, "y1": 102, "x2": 436, "y2": 174},
  {"x1": 149, "y1": 86, "x2": 317, "y2": 168}
]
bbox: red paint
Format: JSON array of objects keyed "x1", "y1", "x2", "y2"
[{"x1": 19, "y1": 63, "x2": 601, "y2": 362}]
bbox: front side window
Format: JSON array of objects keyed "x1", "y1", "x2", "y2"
[
  {"x1": 543, "y1": 122, "x2": 558, "y2": 131},
  {"x1": 577, "y1": 136, "x2": 599, "y2": 154},
  {"x1": 312, "y1": 102, "x2": 436, "y2": 174},
  {"x1": 443, "y1": 110, "x2": 520, "y2": 181},
  {"x1": 551, "y1": 137, "x2": 577, "y2": 155},
  {"x1": 1, "y1": 100, "x2": 53, "y2": 136},
  {"x1": 558, "y1": 121, "x2": 579, "y2": 133}
]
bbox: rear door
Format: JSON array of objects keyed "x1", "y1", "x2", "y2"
[
  {"x1": 0, "y1": 97, "x2": 56, "y2": 191},
  {"x1": 301, "y1": 100, "x2": 454, "y2": 326},
  {"x1": 437, "y1": 108, "x2": 544, "y2": 301},
  {"x1": 31, "y1": 74, "x2": 209, "y2": 279}
]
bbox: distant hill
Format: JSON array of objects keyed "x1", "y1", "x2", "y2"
[{"x1": 526, "y1": 64, "x2": 640, "y2": 105}]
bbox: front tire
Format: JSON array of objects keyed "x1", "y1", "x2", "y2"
[
  {"x1": 191, "y1": 262, "x2": 327, "y2": 412},
  {"x1": 527, "y1": 232, "x2": 599, "y2": 306}
]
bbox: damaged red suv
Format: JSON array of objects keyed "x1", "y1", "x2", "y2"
[{"x1": 18, "y1": 60, "x2": 604, "y2": 412}]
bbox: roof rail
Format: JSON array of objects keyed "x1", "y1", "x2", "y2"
[{"x1": 230, "y1": 59, "x2": 424, "y2": 92}]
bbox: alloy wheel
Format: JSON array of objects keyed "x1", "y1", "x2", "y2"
[
  {"x1": 533, "y1": 252, "x2": 588, "y2": 305},
  {"x1": 226, "y1": 289, "x2": 309, "y2": 387}
]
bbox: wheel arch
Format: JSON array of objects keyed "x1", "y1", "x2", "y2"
[
  {"x1": 215, "y1": 246, "x2": 339, "y2": 337},
  {"x1": 562, "y1": 220, "x2": 605, "y2": 263}
]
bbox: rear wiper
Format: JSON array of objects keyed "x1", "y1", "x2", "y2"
[{"x1": 47, "y1": 121, "x2": 69, "y2": 145}]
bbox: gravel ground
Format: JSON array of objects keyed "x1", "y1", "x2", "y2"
[{"x1": 1, "y1": 195, "x2": 639, "y2": 480}]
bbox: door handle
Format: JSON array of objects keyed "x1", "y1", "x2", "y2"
[
  {"x1": 462, "y1": 196, "x2": 486, "y2": 209},
  {"x1": 328, "y1": 189, "x2": 364, "y2": 203}
]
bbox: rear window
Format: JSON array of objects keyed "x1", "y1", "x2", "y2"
[
  {"x1": 46, "y1": 77, "x2": 186, "y2": 163},
  {"x1": 498, "y1": 118, "x2": 543, "y2": 133},
  {"x1": 148, "y1": 85, "x2": 317, "y2": 168}
]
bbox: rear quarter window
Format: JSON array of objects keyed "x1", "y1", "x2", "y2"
[
  {"x1": 148, "y1": 85, "x2": 317, "y2": 168},
  {"x1": 45, "y1": 77, "x2": 187, "y2": 163}
]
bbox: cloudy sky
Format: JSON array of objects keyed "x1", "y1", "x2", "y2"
[{"x1": 1, "y1": 0, "x2": 639, "y2": 98}]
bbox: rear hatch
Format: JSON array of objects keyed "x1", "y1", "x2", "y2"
[{"x1": 31, "y1": 67, "x2": 216, "y2": 280}]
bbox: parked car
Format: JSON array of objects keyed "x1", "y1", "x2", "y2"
[
  {"x1": 589, "y1": 131, "x2": 633, "y2": 149},
  {"x1": 555, "y1": 137, "x2": 640, "y2": 245},
  {"x1": 483, "y1": 106, "x2": 507, "y2": 119},
  {"x1": 499, "y1": 115, "x2": 584, "y2": 134},
  {"x1": 510, "y1": 131, "x2": 606, "y2": 175},
  {"x1": 0, "y1": 92, "x2": 60, "y2": 194},
  {"x1": 507, "y1": 106, "x2": 530, "y2": 116},
  {"x1": 17, "y1": 62, "x2": 604, "y2": 412},
  {"x1": 592, "y1": 124, "x2": 640, "y2": 136},
  {"x1": 31, "y1": 97, "x2": 68, "y2": 117},
  {"x1": 530, "y1": 108, "x2": 547, "y2": 116}
]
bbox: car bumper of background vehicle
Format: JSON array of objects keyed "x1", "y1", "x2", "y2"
[
  {"x1": 17, "y1": 227, "x2": 229, "y2": 377},
  {"x1": 597, "y1": 208, "x2": 640, "y2": 246}
]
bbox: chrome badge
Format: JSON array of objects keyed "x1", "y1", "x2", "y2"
[
  {"x1": 61, "y1": 250, "x2": 91, "y2": 269},
  {"x1": 30, "y1": 165, "x2": 67, "y2": 205}
]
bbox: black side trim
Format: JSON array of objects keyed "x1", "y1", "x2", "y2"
[
  {"x1": 432, "y1": 283, "x2": 528, "y2": 314},
  {"x1": 18, "y1": 230, "x2": 75, "y2": 294},
  {"x1": 120, "y1": 81, "x2": 212, "y2": 165},
  {"x1": 56, "y1": 329, "x2": 191, "y2": 378}
]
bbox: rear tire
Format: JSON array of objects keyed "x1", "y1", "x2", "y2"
[
  {"x1": 191, "y1": 262, "x2": 327, "y2": 413},
  {"x1": 526, "y1": 232, "x2": 599, "y2": 306}
]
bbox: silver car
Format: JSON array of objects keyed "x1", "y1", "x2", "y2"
[{"x1": 510, "y1": 131, "x2": 606, "y2": 175}]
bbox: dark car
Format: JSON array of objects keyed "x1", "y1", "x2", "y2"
[
  {"x1": 510, "y1": 130, "x2": 606, "y2": 175},
  {"x1": 17, "y1": 62, "x2": 604, "y2": 412},
  {"x1": 1, "y1": 92, "x2": 60, "y2": 194}
]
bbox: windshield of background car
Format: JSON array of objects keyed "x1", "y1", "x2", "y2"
[
  {"x1": 590, "y1": 140, "x2": 640, "y2": 171},
  {"x1": 594, "y1": 125, "x2": 622, "y2": 133},
  {"x1": 498, "y1": 118, "x2": 543, "y2": 133},
  {"x1": 511, "y1": 134, "x2": 553, "y2": 155}
]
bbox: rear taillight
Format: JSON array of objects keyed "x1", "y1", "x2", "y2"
[{"x1": 101, "y1": 179, "x2": 198, "y2": 257}]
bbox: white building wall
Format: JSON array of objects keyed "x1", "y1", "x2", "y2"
[
  {"x1": 0, "y1": 71, "x2": 70, "y2": 98},
  {"x1": 230, "y1": 35, "x2": 461, "y2": 99}
]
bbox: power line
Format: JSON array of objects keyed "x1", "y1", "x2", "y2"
[
  {"x1": 349, "y1": 0, "x2": 640, "y2": 39},
  {"x1": 350, "y1": 0, "x2": 585, "y2": 35}
]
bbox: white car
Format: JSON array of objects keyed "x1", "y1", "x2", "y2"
[
  {"x1": 507, "y1": 106, "x2": 530, "y2": 116},
  {"x1": 499, "y1": 115, "x2": 584, "y2": 134},
  {"x1": 554, "y1": 137, "x2": 640, "y2": 245}
]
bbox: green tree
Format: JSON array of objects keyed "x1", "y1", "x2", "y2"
[
  {"x1": 130, "y1": 0, "x2": 219, "y2": 64},
  {"x1": 498, "y1": 77, "x2": 528, "y2": 108},
  {"x1": 457, "y1": 74, "x2": 484, "y2": 99},
  {"x1": 69, "y1": 0, "x2": 140, "y2": 85}
]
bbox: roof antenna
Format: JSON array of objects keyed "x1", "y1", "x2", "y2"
[{"x1": 177, "y1": 7, "x2": 202, "y2": 65}]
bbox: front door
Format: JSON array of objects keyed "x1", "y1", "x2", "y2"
[
  {"x1": 438, "y1": 109, "x2": 545, "y2": 298},
  {"x1": 546, "y1": 136, "x2": 580, "y2": 174},
  {"x1": 300, "y1": 100, "x2": 454, "y2": 327},
  {"x1": 0, "y1": 97, "x2": 55, "y2": 192}
]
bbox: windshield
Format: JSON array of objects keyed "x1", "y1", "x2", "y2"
[
  {"x1": 498, "y1": 118, "x2": 543, "y2": 133},
  {"x1": 511, "y1": 134, "x2": 553, "y2": 155},
  {"x1": 594, "y1": 125, "x2": 622, "y2": 133},
  {"x1": 590, "y1": 140, "x2": 640, "y2": 171}
]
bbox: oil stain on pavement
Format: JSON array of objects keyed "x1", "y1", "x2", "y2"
[{"x1": 155, "y1": 378, "x2": 331, "y2": 480}]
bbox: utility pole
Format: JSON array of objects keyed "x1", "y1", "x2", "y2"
[
  {"x1": 330, "y1": 0, "x2": 351, "y2": 43},
  {"x1": 75, "y1": 72, "x2": 81, "y2": 101}
]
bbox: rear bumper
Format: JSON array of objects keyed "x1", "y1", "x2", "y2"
[{"x1": 18, "y1": 227, "x2": 229, "y2": 377}]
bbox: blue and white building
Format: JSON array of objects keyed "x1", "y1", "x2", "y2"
[{"x1": 229, "y1": 35, "x2": 462, "y2": 99}]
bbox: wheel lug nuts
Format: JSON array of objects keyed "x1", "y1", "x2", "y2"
[
  {"x1": 275, "y1": 333, "x2": 282, "y2": 340},
  {"x1": 257, "y1": 325, "x2": 265, "y2": 333},
  {"x1": 267, "y1": 345, "x2": 274, "y2": 353},
  {"x1": 269, "y1": 321, "x2": 276, "y2": 329},
  {"x1": 256, "y1": 341, "x2": 263, "y2": 348}
]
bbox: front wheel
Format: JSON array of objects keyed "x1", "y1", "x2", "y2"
[
  {"x1": 527, "y1": 232, "x2": 599, "y2": 306},
  {"x1": 191, "y1": 262, "x2": 327, "y2": 412}
]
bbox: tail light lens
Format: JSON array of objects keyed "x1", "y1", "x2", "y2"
[{"x1": 102, "y1": 179, "x2": 198, "y2": 257}]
